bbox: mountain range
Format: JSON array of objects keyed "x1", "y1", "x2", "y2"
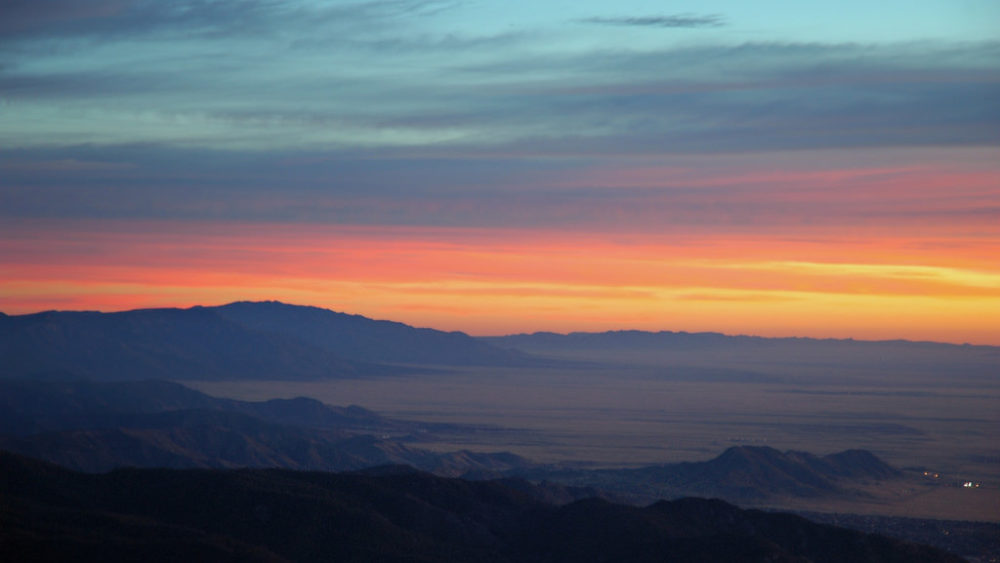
[
  {"x1": 486, "y1": 329, "x2": 1000, "y2": 387},
  {"x1": 0, "y1": 450, "x2": 961, "y2": 563},
  {"x1": 0, "y1": 301, "x2": 531, "y2": 381},
  {"x1": 487, "y1": 329, "x2": 999, "y2": 352},
  {"x1": 4, "y1": 301, "x2": 997, "y2": 383}
]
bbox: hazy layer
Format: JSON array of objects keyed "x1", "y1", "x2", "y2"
[{"x1": 189, "y1": 364, "x2": 999, "y2": 479}]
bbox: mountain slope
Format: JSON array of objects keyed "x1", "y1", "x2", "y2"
[
  {"x1": 0, "y1": 378, "x2": 383, "y2": 436},
  {"x1": 214, "y1": 300, "x2": 531, "y2": 365},
  {"x1": 0, "y1": 378, "x2": 529, "y2": 476},
  {"x1": 0, "y1": 379, "x2": 906, "y2": 500},
  {"x1": 0, "y1": 301, "x2": 534, "y2": 381},
  {"x1": 0, "y1": 306, "x2": 360, "y2": 380},
  {"x1": 0, "y1": 451, "x2": 962, "y2": 563}
]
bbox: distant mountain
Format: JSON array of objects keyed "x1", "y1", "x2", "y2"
[
  {"x1": 0, "y1": 378, "x2": 529, "y2": 476},
  {"x1": 520, "y1": 445, "x2": 901, "y2": 504},
  {"x1": 489, "y1": 330, "x2": 745, "y2": 351},
  {"x1": 485, "y1": 330, "x2": 1000, "y2": 385},
  {"x1": 487, "y1": 329, "x2": 999, "y2": 352},
  {"x1": 0, "y1": 301, "x2": 533, "y2": 381},
  {"x1": 215, "y1": 300, "x2": 532, "y2": 366},
  {"x1": 0, "y1": 450, "x2": 961, "y2": 563},
  {"x1": 0, "y1": 306, "x2": 359, "y2": 380}
]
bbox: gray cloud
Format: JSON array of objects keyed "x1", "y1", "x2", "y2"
[
  {"x1": 578, "y1": 14, "x2": 725, "y2": 28},
  {"x1": 0, "y1": 0, "x2": 460, "y2": 43},
  {"x1": 3, "y1": 39, "x2": 997, "y2": 155},
  {"x1": 3, "y1": 138, "x2": 996, "y2": 235},
  {"x1": 0, "y1": 0, "x2": 269, "y2": 40}
]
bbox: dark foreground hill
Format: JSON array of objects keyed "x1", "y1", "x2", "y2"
[
  {"x1": 0, "y1": 451, "x2": 962, "y2": 563},
  {"x1": 0, "y1": 301, "x2": 531, "y2": 381}
]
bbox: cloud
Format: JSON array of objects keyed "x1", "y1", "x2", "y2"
[
  {"x1": 0, "y1": 0, "x2": 267, "y2": 40},
  {"x1": 2, "y1": 0, "x2": 997, "y2": 157},
  {"x1": 3, "y1": 141, "x2": 997, "y2": 248},
  {"x1": 578, "y1": 14, "x2": 725, "y2": 29},
  {"x1": 0, "y1": 0, "x2": 460, "y2": 43}
]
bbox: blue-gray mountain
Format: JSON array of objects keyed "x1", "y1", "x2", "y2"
[
  {"x1": 0, "y1": 378, "x2": 529, "y2": 476},
  {"x1": 484, "y1": 329, "x2": 1000, "y2": 386},
  {"x1": 0, "y1": 301, "x2": 532, "y2": 381},
  {"x1": 0, "y1": 378, "x2": 904, "y2": 503}
]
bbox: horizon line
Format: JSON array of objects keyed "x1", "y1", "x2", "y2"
[{"x1": 3, "y1": 299, "x2": 995, "y2": 348}]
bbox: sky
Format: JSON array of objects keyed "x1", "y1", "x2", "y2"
[{"x1": 2, "y1": 0, "x2": 999, "y2": 344}]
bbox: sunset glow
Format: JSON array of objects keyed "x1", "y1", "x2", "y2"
[{"x1": 2, "y1": 1, "x2": 998, "y2": 344}]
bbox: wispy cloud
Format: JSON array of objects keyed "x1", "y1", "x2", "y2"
[
  {"x1": 578, "y1": 14, "x2": 724, "y2": 28},
  {"x1": 0, "y1": 0, "x2": 461, "y2": 42}
]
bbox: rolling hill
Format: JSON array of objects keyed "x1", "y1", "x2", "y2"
[
  {"x1": 0, "y1": 450, "x2": 962, "y2": 563},
  {"x1": 0, "y1": 378, "x2": 528, "y2": 476}
]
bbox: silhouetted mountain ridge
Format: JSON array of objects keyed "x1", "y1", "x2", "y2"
[
  {"x1": 215, "y1": 300, "x2": 532, "y2": 366},
  {"x1": 0, "y1": 306, "x2": 359, "y2": 380},
  {"x1": 0, "y1": 301, "x2": 534, "y2": 382}
]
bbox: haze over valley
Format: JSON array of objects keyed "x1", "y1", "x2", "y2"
[
  {"x1": 2, "y1": 1, "x2": 998, "y2": 558},
  {"x1": 4, "y1": 302, "x2": 997, "y2": 525}
]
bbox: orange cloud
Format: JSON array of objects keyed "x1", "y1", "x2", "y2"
[{"x1": 2, "y1": 218, "x2": 998, "y2": 344}]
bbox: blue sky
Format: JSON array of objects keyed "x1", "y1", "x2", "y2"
[
  {"x1": 2, "y1": 1, "x2": 999, "y2": 342},
  {"x1": 2, "y1": 0, "x2": 997, "y2": 154}
]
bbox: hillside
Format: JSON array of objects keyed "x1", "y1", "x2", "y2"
[
  {"x1": 0, "y1": 378, "x2": 528, "y2": 476},
  {"x1": 0, "y1": 379, "x2": 910, "y2": 502},
  {"x1": 0, "y1": 450, "x2": 962, "y2": 563}
]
